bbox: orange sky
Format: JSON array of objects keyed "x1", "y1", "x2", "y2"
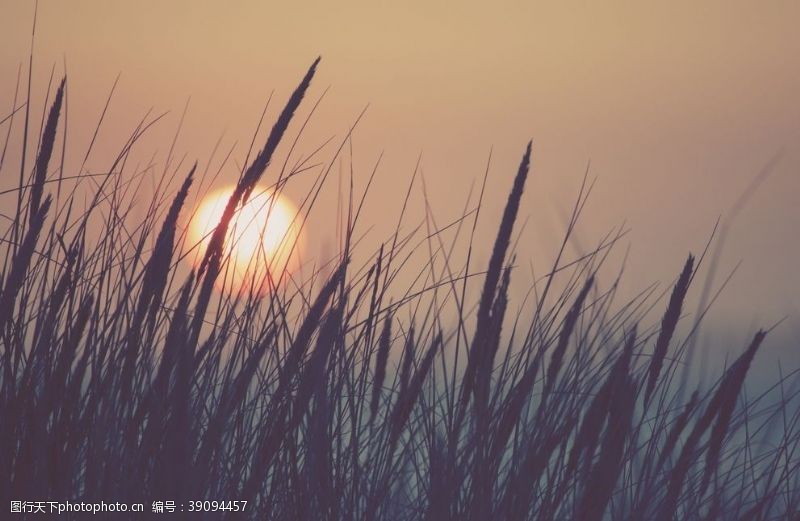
[{"x1": 1, "y1": 1, "x2": 799, "y2": 361}]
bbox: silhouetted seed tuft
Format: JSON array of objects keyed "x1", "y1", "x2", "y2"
[
  {"x1": 29, "y1": 77, "x2": 65, "y2": 225},
  {"x1": 645, "y1": 254, "x2": 694, "y2": 405}
]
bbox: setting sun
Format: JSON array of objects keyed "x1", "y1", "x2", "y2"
[{"x1": 188, "y1": 184, "x2": 303, "y2": 294}]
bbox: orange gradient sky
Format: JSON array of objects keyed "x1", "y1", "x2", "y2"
[{"x1": 1, "y1": 1, "x2": 799, "y2": 357}]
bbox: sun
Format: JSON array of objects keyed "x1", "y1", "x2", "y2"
[{"x1": 187, "y1": 184, "x2": 303, "y2": 295}]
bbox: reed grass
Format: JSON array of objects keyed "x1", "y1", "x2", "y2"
[{"x1": 0, "y1": 58, "x2": 798, "y2": 521}]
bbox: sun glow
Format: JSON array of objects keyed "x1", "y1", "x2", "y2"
[{"x1": 188, "y1": 184, "x2": 303, "y2": 295}]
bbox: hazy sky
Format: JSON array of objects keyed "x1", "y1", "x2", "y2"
[{"x1": 1, "y1": 1, "x2": 798, "y2": 366}]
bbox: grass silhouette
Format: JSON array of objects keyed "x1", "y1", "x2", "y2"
[{"x1": 1, "y1": 59, "x2": 799, "y2": 521}]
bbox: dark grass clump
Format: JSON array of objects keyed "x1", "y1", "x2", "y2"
[{"x1": 0, "y1": 59, "x2": 799, "y2": 521}]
